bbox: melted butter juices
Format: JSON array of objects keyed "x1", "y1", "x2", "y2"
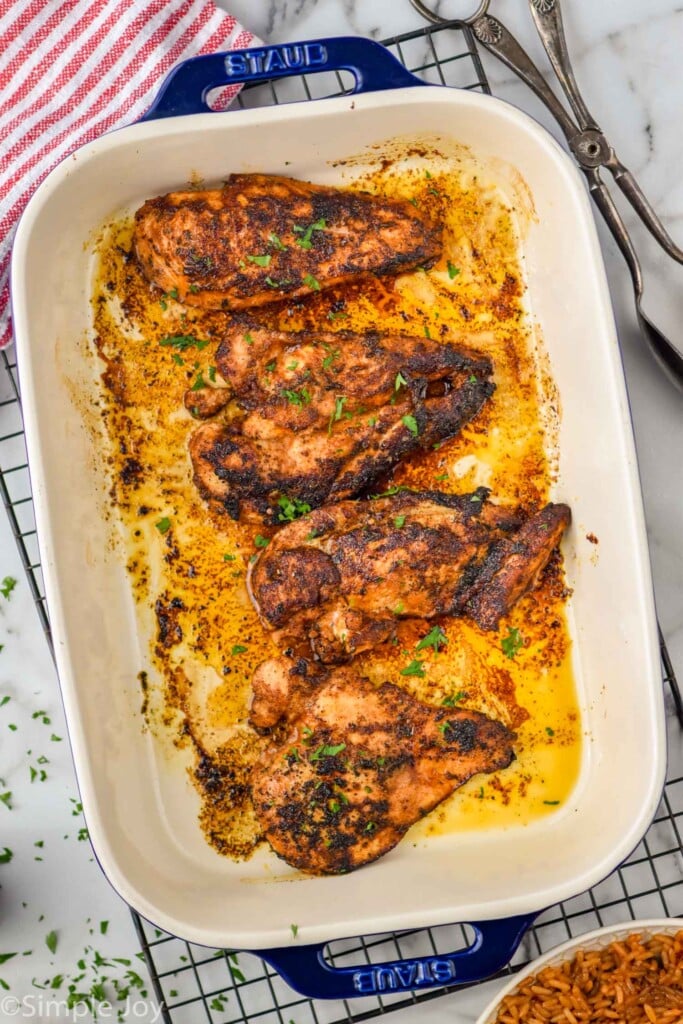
[{"x1": 92, "y1": 145, "x2": 580, "y2": 861}]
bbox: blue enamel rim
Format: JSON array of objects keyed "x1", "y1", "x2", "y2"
[{"x1": 139, "y1": 34, "x2": 538, "y2": 999}]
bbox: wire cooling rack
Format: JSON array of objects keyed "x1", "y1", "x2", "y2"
[{"x1": 2, "y1": 17, "x2": 682, "y2": 1024}]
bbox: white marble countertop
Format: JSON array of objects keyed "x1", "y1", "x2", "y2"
[{"x1": 1, "y1": 1, "x2": 682, "y2": 1021}]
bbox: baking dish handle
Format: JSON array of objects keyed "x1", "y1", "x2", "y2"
[
  {"x1": 140, "y1": 36, "x2": 426, "y2": 121},
  {"x1": 258, "y1": 913, "x2": 537, "y2": 999}
]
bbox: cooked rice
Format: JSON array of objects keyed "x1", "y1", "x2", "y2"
[{"x1": 493, "y1": 930, "x2": 683, "y2": 1023}]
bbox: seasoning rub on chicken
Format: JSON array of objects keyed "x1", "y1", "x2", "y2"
[
  {"x1": 251, "y1": 670, "x2": 515, "y2": 874},
  {"x1": 189, "y1": 326, "x2": 494, "y2": 521},
  {"x1": 133, "y1": 173, "x2": 442, "y2": 309},
  {"x1": 248, "y1": 488, "x2": 571, "y2": 662}
]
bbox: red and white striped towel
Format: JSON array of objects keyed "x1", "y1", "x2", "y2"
[{"x1": 0, "y1": 0, "x2": 255, "y2": 349}]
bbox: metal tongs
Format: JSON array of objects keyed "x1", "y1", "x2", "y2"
[{"x1": 411, "y1": 0, "x2": 683, "y2": 389}]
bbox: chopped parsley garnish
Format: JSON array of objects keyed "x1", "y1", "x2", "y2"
[
  {"x1": 328, "y1": 395, "x2": 349, "y2": 434},
  {"x1": 543, "y1": 800, "x2": 560, "y2": 806},
  {"x1": 468, "y1": 374, "x2": 478, "y2": 383},
  {"x1": 447, "y1": 261, "x2": 461, "y2": 280},
  {"x1": 265, "y1": 276, "x2": 283, "y2": 288},
  {"x1": 190, "y1": 371, "x2": 205, "y2": 391},
  {"x1": 364, "y1": 822, "x2": 376, "y2": 832},
  {"x1": 277, "y1": 495, "x2": 312, "y2": 522},
  {"x1": 286, "y1": 360, "x2": 299, "y2": 371},
  {"x1": 322, "y1": 348, "x2": 341, "y2": 370},
  {"x1": 424, "y1": 170, "x2": 433, "y2": 179},
  {"x1": 546, "y1": 726, "x2": 555, "y2": 737},
  {"x1": 416, "y1": 625, "x2": 448, "y2": 653},
  {"x1": 159, "y1": 334, "x2": 209, "y2": 351},
  {"x1": 501, "y1": 627, "x2": 524, "y2": 659},
  {"x1": 408, "y1": 197, "x2": 419, "y2": 208},
  {"x1": 189, "y1": 284, "x2": 200, "y2": 294},
  {"x1": 370, "y1": 484, "x2": 411, "y2": 499},
  {"x1": 402, "y1": 414, "x2": 419, "y2": 437},
  {"x1": 442, "y1": 691, "x2": 467, "y2": 707},
  {"x1": 208, "y1": 365, "x2": 216, "y2": 382},
  {"x1": 400, "y1": 659, "x2": 426, "y2": 678},
  {"x1": 303, "y1": 273, "x2": 321, "y2": 291},
  {"x1": 223, "y1": 554, "x2": 236, "y2": 562},
  {"x1": 155, "y1": 517, "x2": 171, "y2": 534},
  {"x1": 231, "y1": 645, "x2": 247, "y2": 656},
  {"x1": 395, "y1": 371, "x2": 408, "y2": 391},
  {"x1": 394, "y1": 515, "x2": 406, "y2": 528},
  {"x1": 254, "y1": 535, "x2": 270, "y2": 549},
  {"x1": 434, "y1": 472, "x2": 449, "y2": 481},
  {"x1": 294, "y1": 219, "x2": 326, "y2": 249},
  {"x1": 424, "y1": 325, "x2": 431, "y2": 339},
  {"x1": 310, "y1": 742, "x2": 346, "y2": 761},
  {"x1": 246, "y1": 253, "x2": 272, "y2": 268},
  {"x1": 327, "y1": 310, "x2": 348, "y2": 321},
  {"x1": 305, "y1": 529, "x2": 322, "y2": 541},
  {"x1": 171, "y1": 353, "x2": 184, "y2": 366},
  {"x1": 393, "y1": 601, "x2": 405, "y2": 615},
  {"x1": 283, "y1": 386, "x2": 311, "y2": 407},
  {"x1": 1, "y1": 577, "x2": 17, "y2": 600},
  {"x1": 265, "y1": 360, "x2": 276, "y2": 373},
  {"x1": 268, "y1": 232, "x2": 287, "y2": 251},
  {"x1": 244, "y1": 332, "x2": 254, "y2": 346}
]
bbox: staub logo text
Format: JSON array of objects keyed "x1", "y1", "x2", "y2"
[
  {"x1": 224, "y1": 43, "x2": 328, "y2": 76},
  {"x1": 352, "y1": 958, "x2": 457, "y2": 993}
]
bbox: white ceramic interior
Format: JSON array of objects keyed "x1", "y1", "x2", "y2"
[
  {"x1": 11, "y1": 84, "x2": 664, "y2": 949},
  {"x1": 476, "y1": 918, "x2": 683, "y2": 1024}
]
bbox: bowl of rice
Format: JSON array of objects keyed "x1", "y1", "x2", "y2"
[{"x1": 476, "y1": 919, "x2": 683, "y2": 1024}]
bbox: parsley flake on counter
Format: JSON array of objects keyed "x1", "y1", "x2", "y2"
[
  {"x1": 0, "y1": 953, "x2": 17, "y2": 965},
  {"x1": 501, "y1": 627, "x2": 524, "y2": 659},
  {"x1": 290, "y1": 924, "x2": 299, "y2": 938},
  {"x1": 416, "y1": 625, "x2": 448, "y2": 653},
  {"x1": 401, "y1": 414, "x2": 419, "y2": 437},
  {"x1": 447, "y1": 261, "x2": 461, "y2": 280},
  {"x1": 246, "y1": 253, "x2": 272, "y2": 268},
  {"x1": 303, "y1": 273, "x2": 321, "y2": 291},
  {"x1": 277, "y1": 495, "x2": 312, "y2": 522},
  {"x1": 155, "y1": 517, "x2": 171, "y2": 534},
  {"x1": 1, "y1": 577, "x2": 17, "y2": 600},
  {"x1": 45, "y1": 931, "x2": 58, "y2": 955},
  {"x1": 400, "y1": 659, "x2": 426, "y2": 678},
  {"x1": 254, "y1": 535, "x2": 270, "y2": 549},
  {"x1": 0, "y1": 848, "x2": 12, "y2": 864},
  {"x1": 0, "y1": 696, "x2": 9, "y2": 708}
]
